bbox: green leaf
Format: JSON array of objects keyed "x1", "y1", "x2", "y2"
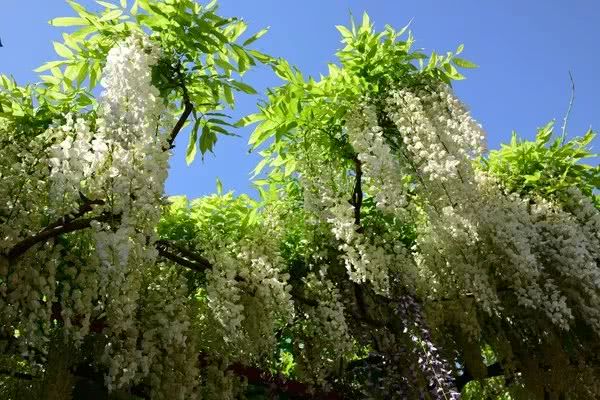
[
  {"x1": 34, "y1": 61, "x2": 66, "y2": 73},
  {"x1": 361, "y1": 12, "x2": 371, "y2": 32},
  {"x1": 62, "y1": 33, "x2": 81, "y2": 52},
  {"x1": 247, "y1": 49, "x2": 273, "y2": 63},
  {"x1": 49, "y1": 17, "x2": 88, "y2": 27},
  {"x1": 76, "y1": 62, "x2": 89, "y2": 86},
  {"x1": 234, "y1": 112, "x2": 264, "y2": 128},
  {"x1": 130, "y1": 0, "x2": 139, "y2": 15},
  {"x1": 96, "y1": 0, "x2": 119, "y2": 9},
  {"x1": 216, "y1": 178, "x2": 223, "y2": 195},
  {"x1": 230, "y1": 80, "x2": 257, "y2": 94},
  {"x1": 223, "y1": 85, "x2": 234, "y2": 106},
  {"x1": 89, "y1": 61, "x2": 101, "y2": 89},
  {"x1": 212, "y1": 125, "x2": 235, "y2": 136},
  {"x1": 284, "y1": 158, "x2": 297, "y2": 177},
  {"x1": 580, "y1": 128, "x2": 596, "y2": 146},
  {"x1": 453, "y1": 57, "x2": 478, "y2": 69},
  {"x1": 11, "y1": 103, "x2": 25, "y2": 117},
  {"x1": 207, "y1": 118, "x2": 232, "y2": 127},
  {"x1": 249, "y1": 120, "x2": 276, "y2": 149},
  {"x1": 215, "y1": 59, "x2": 235, "y2": 74},
  {"x1": 186, "y1": 120, "x2": 200, "y2": 165},
  {"x1": 64, "y1": 64, "x2": 80, "y2": 81},
  {"x1": 443, "y1": 63, "x2": 465, "y2": 80},
  {"x1": 243, "y1": 27, "x2": 269, "y2": 46},
  {"x1": 51, "y1": 66, "x2": 64, "y2": 78},
  {"x1": 70, "y1": 25, "x2": 96, "y2": 41},
  {"x1": 40, "y1": 75, "x2": 62, "y2": 85},
  {"x1": 536, "y1": 121, "x2": 554, "y2": 144},
  {"x1": 232, "y1": 46, "x2": 250, "y2": 73},
  {"x1": 199, "y1": 124, "x2": 217, "y2": 154},
  {"x1": 524, "y1": 172, "x2": 541, "y2": 182},
  {"x1": 100, "y1": 9, "x2": 123, "y2": 21},
  {"x1": 138, "y1": 14, "x2": 169, "y2": 29},
  {"x1": 252, "y1": 157, "x2": 270, "y2": 177},
  {"x1": 226, "y1": 20, "x2": 248, "y2": 41},
  {"x1": 336, "y1": 25, "x2": 353, "y2": 39},
  {"x1": 66, "y1": 0, "x2": 90, "y2": 17},
  {"x1": 54, "y1": 42, "x2": 74, "y2": 58},
  {"x1": 510, "y1": 131, "x2": 518, "y2": 147},
  {"x1": 427, "y1": 52, "x2": 438, "y2": 70}
]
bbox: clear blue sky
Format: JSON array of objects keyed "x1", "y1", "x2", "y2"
[{"x1": 1, "y1": 1, "x2": 598, "y2": 198}]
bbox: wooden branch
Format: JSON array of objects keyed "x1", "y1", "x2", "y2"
[
  {"x1": 225, "y1": 361, "x2": 343, "y2": 400},
  {"x1": 290, "y1": 287, "x2": 320, "y2": 308},
  {"x1": 6, "y1": 211, "x2": 118, "y2": 262},
  {"x1": 0, "y1": 368, "x2": 35, "y2": 381},
  {"x1": 165, "y1": 98, "x2": 193, "y2": 150},
  {"x1": 6, "y1": 214, "x2": 213, "y2": 274},
  {"x1": 351, "y1": 155, "x2": 363, "y2": 228},
  {"x1": 455, "y1": 362, "x2": 505, "y2": 391},
  {"x1": 45, "y1": 195, "x2": 105, "y2": 231},
  {"x1": 155, "y1": 240, "x2": 212, "y2": 274},
  {"x1": 165, "y1": 64, "x2": 194, "y2": 150}
]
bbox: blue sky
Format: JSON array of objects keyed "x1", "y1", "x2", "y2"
[{"x1": 1, "y1": 0, "x2": 598, "y2": 198}]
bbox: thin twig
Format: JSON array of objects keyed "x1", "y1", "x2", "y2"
[{"x1": 561, "y1": 71, "x2": 575, "y2": 144}]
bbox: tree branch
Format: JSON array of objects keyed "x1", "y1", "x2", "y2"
[
  {"x1": 165, "y1": 98, "x2": 193, "y2": 150},
  {"x1": 165, "y1": 64, "x2": 194, "y2": 150},
  {"x1": 224, "y1": 361, "x2": 343, "y2": 400},
  {"x1": 0, "y1": 368, "x2": 35, "y2": 381},
  {"x1": 455, "y1": 362, "x2": 505, "y2": 391},
  {"x1": 6, "y1": 211, "x2": 118, "y2": 262},
  {"x1": 351, "y1": 155, "x2": 363, "y2": 228},
  {"x1": 45, "y1": 194, "x2": 105, "y2": 231},
  {"x1": 155, "y1": 239, "x2": 212, "y2": 274}
]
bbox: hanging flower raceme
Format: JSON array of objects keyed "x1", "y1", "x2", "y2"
[
  {"x1": 301, "y1": 164, "x2": 395, "y2": 294},
  {"x1": 380, "y1": 85, "x2": 600, "y2": 342},
  {"x1": 347, "y1": 103, "x2": 409, "y2": 216},
  {"x1": 91, "y1": 34, "x2": 172, "y2": 391},
  {"x1": 386, "y1": 86, "x2": 484, "y2": 185},
  {"x1": 204, "y1": 237, "x2": 294, "y2": 359},
  {"x1": 295, "y1": 271, "x2": 353, "y2": 383},
  {"x1": 38, "y1": 33, "x2": 183, "y2": 393}
]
